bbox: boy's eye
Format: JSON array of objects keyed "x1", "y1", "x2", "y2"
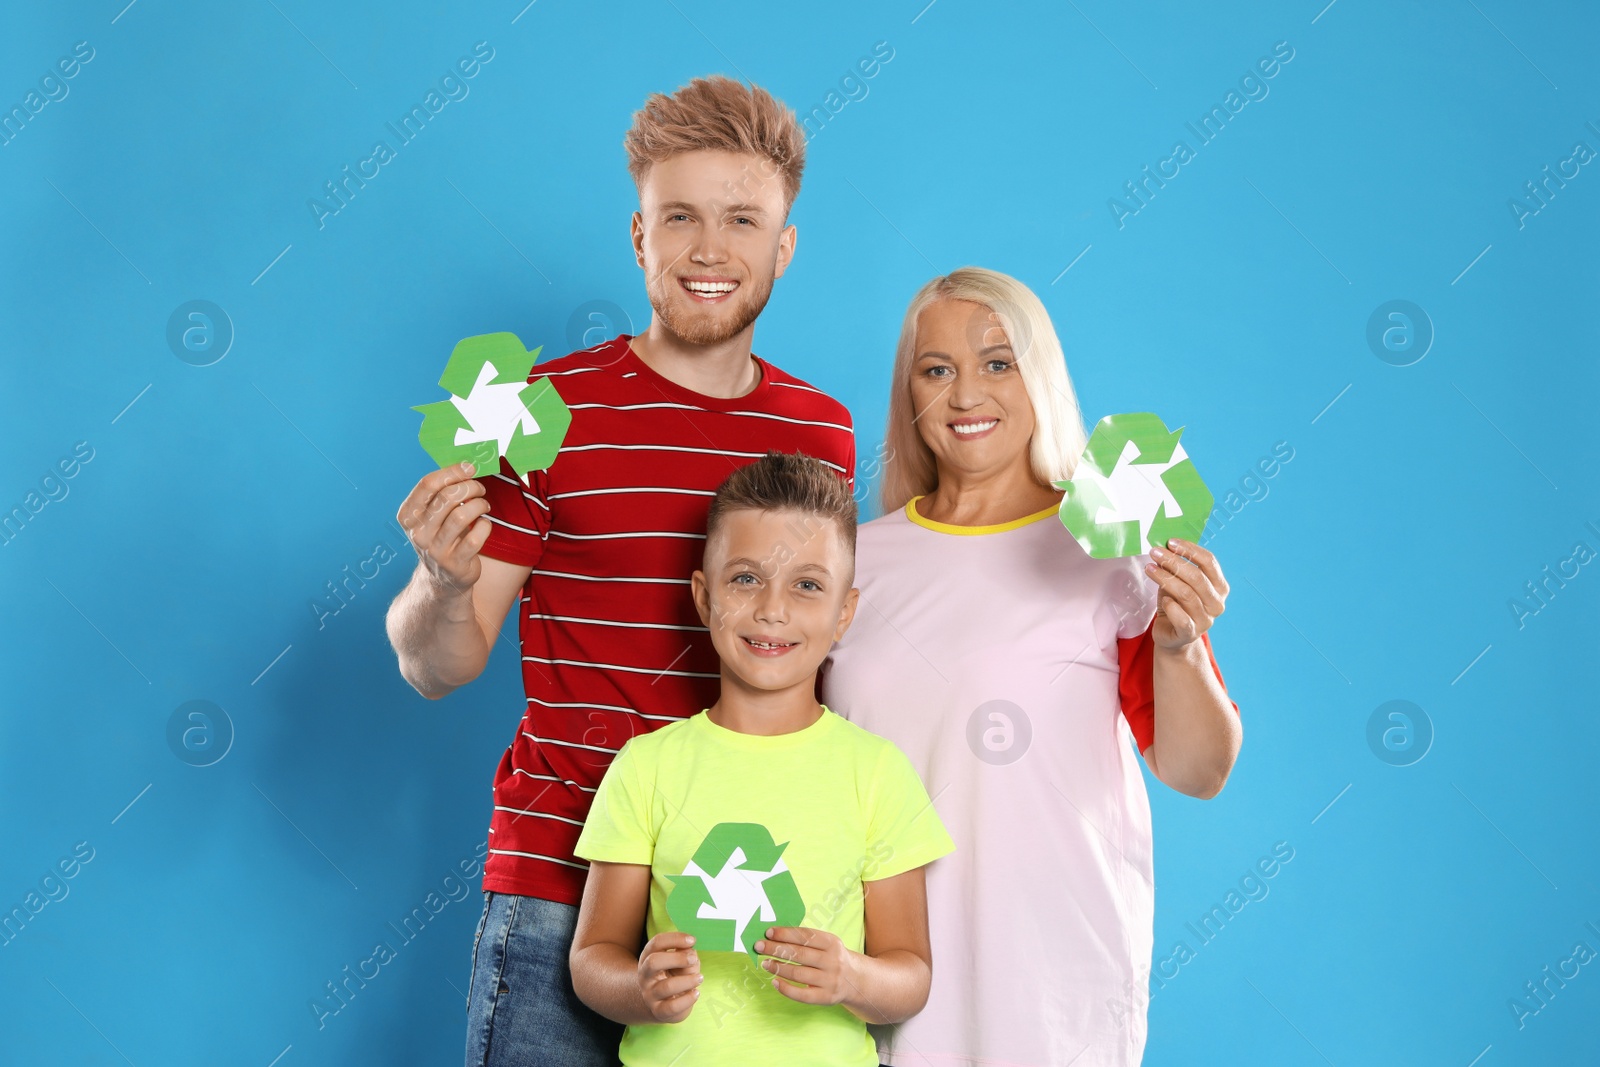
[
  {"x1": 731, "y1": 572, "x2": 757, "y2": 585},
  {"x1": 797, "y1": 579, "x2": 820, "y2": 592}
]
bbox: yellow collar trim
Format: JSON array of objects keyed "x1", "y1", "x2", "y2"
[{"x1": 904, "y1": 495, "x2": 1060, "y2": 536}]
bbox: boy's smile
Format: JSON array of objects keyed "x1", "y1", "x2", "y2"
[{"x1": 741, "y1": 633, "x2": 798, "y2": 656}]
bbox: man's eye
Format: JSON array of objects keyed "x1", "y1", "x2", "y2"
[
  {"x1": 733, "y1": 217, "x2": 753, "y2": 225},
  {"x1": 731, "y1": 573, "x2": 756, "y2": 585}
]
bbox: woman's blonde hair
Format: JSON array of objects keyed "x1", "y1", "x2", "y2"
[{"x1": 880, "y1": 266, "x2": 1089, "y2": 515}]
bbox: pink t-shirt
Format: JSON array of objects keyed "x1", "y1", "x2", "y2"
[{"x1": 821, "y1": 496, "x2": 1196, "y2": 1066}]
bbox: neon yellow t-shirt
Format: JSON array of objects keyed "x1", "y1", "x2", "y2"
[{"x1": 573, "y1": 706, "x2": 956, "y2": 1067}]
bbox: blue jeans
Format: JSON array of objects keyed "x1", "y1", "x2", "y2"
[{"x1": 465, "y1": 891, "x2": 625, "y2": 1067}]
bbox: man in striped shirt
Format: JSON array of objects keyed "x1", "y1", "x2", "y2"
[{"x1": 386, "y1": 76, "x2": 855, "y2": 1066}]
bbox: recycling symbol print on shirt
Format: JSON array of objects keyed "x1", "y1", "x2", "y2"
[{"x1": 665, "y1": 822, "x2": 806, "y2": 962}]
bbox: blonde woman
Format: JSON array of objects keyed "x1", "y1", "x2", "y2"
[{"x1": 820, "y1": 267, "x2": 1241, "y2": 1066}]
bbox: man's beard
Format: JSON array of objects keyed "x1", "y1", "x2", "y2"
[{"x1": 645, "y1": 268, "x2": 775, "y2": 346}]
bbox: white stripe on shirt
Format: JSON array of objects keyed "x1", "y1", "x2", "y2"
[
  {"x1": 488, "y1": 847, "x2": 589, "y2": 870},
  {"x1": 529, "y1": 569, "x2": 691, "y2": 585},
  {"x1": 511, "y1": 766, "x2": 598, "y2": 793},
  {"x1": 522, "y1": 731, "x2": 622, "y2": 754},
  {"x1": 546, "y1": 487, "x2": 717, "y2": 501},
  {"x1": 524, "y1": 696, "x2": 683, "y2": 723},
  {"x1": 567, "y1": 401, "x2": 850, "y2": 434},
  {"x1": 525, "y1": 613, "x2": 708, "y2": 632},
  {"x1": 555, "y1": 442, "x2": 847, "y2": 475},
  {"x1": 546, "y1": 529, "x2": 706, "y2": 541},
  {"x1": 493, "y1": 805, "x2": 586, "y2": 826},
  {"x1": 522, "y1": 655, "x2": 719, "y2": 679}
]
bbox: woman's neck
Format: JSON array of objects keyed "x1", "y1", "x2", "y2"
[{"x1": 915, "y1": 459, "x2": 1062, "y2": 527}]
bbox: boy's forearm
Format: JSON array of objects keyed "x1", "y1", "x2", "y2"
[
  {"x1": 386, "y1": 565, "x2": 489, "y2": 698},
  {"x1": 572, "y1": 942, "x2": 654, "y2": 1025},
  {"x1": 840, "y1": 948, "x2": 930, "y2": 1025}
]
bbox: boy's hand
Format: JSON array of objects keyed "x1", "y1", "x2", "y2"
[
  {"x1": 756, "y1": 927, "x2": 859, "y2": 1006},
  {"x1": 396, "y1": 461, "x2": 492, "y2": 595},
  {"x1": 637, "y1": 931, "x2": 703, "y2": 1023}
]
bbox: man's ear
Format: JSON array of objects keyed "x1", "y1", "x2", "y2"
[
  {"x1": 771, "y1": 222, "x2": 797, "y2": 281},
  {"x1": 833, "y1": 585, "x2": 860, "y2": 641},
  {"x1": 631, "y1": 210, "x2": 646, "y2": 269},
  {"x1": 690, "y1": 570, "x2": 711, "y2": 627}
]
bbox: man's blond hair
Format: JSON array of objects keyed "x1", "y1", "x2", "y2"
[{"x1": 624, "y1": 76, "x2": 806, "y2": 218}]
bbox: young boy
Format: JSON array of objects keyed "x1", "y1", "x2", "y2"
[{"x1": 569, "y1": 452, "x2": 955, "y2": 1064}]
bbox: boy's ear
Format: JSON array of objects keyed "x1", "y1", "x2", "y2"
[
  {"x1": 690, "y1": 570, "x2": 711, "y2": 627},
  {"x1": 833, "y1": 586, "x2": 860, "y2": 642}
]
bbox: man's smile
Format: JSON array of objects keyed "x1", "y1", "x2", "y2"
[{"x1": 681, "y1": 276, "x2": 740, "y2": 303}]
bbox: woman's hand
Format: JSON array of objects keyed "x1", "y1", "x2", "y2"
[
  {"x1": 1144, "y1": 538, "x2": 1229, "y2": 650},
  {"x1": 756, "y1": 926, "x2": 860, "y2": 1006},
  {"x1": 636, "y1": 931, "x2": 703, "y2": 1022}
]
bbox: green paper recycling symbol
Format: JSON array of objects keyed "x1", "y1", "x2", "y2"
[
  {"x1": 1053, "y1": 412, "x2": 1214, "y2": 559},
  {"x1": 665, "y1": 822, "x2": 805, "y2": 963},
  {"x1": 412, "y1": 332, "x2": 571, "y2": 479}
]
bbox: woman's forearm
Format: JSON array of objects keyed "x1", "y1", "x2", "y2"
[
  {"x1": 1149, "y1": 640, "x2": 1241, "y2": 798},
  {"x1": 840, "y1": 948, "x2": 931, "y2": 1025}
]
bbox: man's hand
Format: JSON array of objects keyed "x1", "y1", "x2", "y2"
[
  {"x1": 756, "y1": 926, "x2": 859, "y2": 1006},
  {"x1": 396, "y1": 460, "x2": 492, "y2": 596},
  {"x1": 1144, "y1": 538, "x2": 1229, "y2": 650},
  {"x1": 637, "y1": 932, "x2": 703, "y2": 1023}
]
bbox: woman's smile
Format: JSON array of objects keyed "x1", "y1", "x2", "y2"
[{"x1": 948, "y1": 417, "x2": 999, "y2": 440}]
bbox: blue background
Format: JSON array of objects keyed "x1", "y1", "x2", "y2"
[{"x1": 2, "y1": 1, "x2": 1596, "y2": 1063}]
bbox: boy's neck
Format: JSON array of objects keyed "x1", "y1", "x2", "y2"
[
  {"x1": 706, "y1": 673, "x2": 824, "y2": 736},
  {"x1": 628, "y1": 319, "x2": 761, "y2": 399}
]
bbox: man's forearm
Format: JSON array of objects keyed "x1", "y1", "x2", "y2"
[
  {"x1": 386, "y1": 564, "x2": 490, "y2": 699},
  {"x1": 840, "y1": 948, "x2": 930, "y2": 1025},
  {"x1": 1150, "y1": 640, "x2": 1240, "y2": 797}
]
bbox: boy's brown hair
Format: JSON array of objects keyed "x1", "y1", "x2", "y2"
[
  {"x1": 623, "y1": 76, "x2": 807, "y2": 219},
  {"x1": 705, "y1": 451, "x2": 857, "y2": 569}
]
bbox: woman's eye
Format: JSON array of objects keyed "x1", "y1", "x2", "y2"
[
  {"x1": 987, "y1": 359, "x2": 1012, "y2": 373},
  {"x1": 924, "y1": 365, "x2": 952, "y2": 378}
]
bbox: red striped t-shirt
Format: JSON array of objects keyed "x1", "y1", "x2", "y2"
[{"x1": 475, "y1": 334, "x2": 856, "y2": 904}]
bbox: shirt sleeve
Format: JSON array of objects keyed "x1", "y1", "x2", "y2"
[
  {"x1": 572, "y1": 737, "x2": 655, "y2": 866},
  {"x1": 478, "y1": 449, "x2": 554, "y2": 567},
  {"x1": 842, "y1": 426, "x2": 857, "y2": 495},
  {"x1": 862, "y1": 742, "x2": 956, "y2": 882},
  {"x1": 1116, "y1": 623, "x2": 1238, "y2": 754}
]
